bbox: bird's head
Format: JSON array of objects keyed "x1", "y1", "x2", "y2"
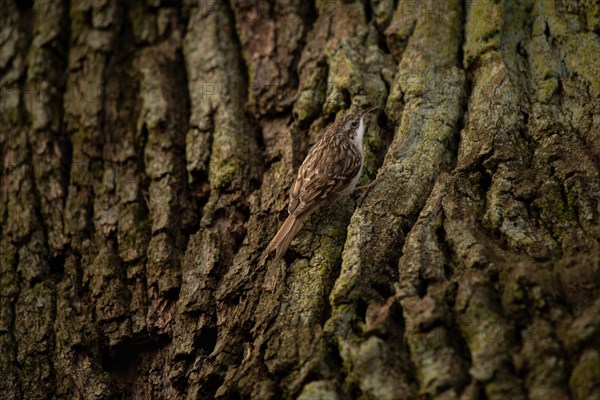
[{"x1": 334, "y1": 105, "x2": 379, "y2": 145}]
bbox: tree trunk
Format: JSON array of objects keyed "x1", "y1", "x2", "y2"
[{"x1": 1, "y1": 0, "x2": 599, "y2": 399}]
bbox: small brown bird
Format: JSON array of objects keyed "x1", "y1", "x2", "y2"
[{"x1": 260, "y1": 106, "x2": 379, "y2": 264}]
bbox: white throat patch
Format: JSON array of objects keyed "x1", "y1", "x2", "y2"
[{"x1": 355, "y1": 117, "x2": 365, "y2": 148}]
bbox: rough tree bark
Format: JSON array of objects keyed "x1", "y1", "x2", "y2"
[{"x1": 1, "y1": 0, "x2": 599, "y2": 399}]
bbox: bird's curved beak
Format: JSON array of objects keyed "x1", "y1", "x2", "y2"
[{"x1": 360, "y1": 105, "x2": 380, "y2": 117}]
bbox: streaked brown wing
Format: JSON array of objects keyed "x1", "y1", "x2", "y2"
[{"x1": 288, "y1": 136, "x2": 361, "y2": 218}]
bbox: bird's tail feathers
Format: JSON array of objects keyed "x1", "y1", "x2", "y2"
[{"x1": 259, "y1": 215, "x2": 304, "y2": 265}]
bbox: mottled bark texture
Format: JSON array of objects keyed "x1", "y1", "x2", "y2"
[{"x1": 1, "y1": 0, "x2": 599, "y2": 399}]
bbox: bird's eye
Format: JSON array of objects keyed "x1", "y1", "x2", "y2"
[{"x1": 351, "y1": 121, "x2": 358, "y2": 128}]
